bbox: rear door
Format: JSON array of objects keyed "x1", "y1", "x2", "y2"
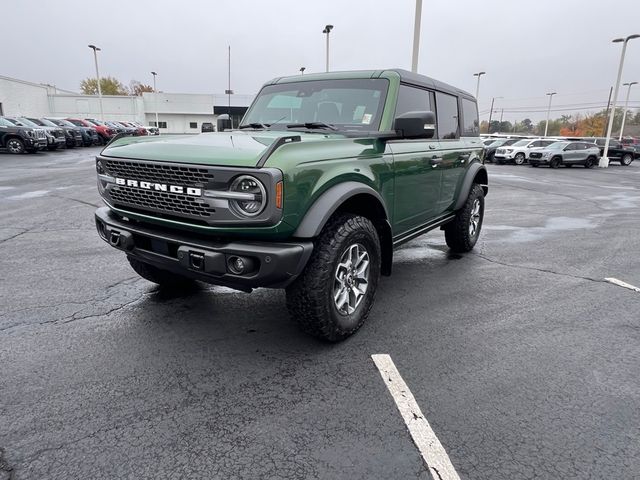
[{"x1": 388, "y1": 84, "x2": 442, "y2": 234}]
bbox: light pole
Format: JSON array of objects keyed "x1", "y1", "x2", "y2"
[
  {"x1": 411, "y1": 0, "x2": 423, "y2": 73},
  {"x1": 618, "y1": 81, "x2": 637, "y2": 140},
  {"x1": 300, "y1": 67, "x2": 306, "y2": 75},
  {"x1": 473, "y1": 71, "x2": 485, "y2": 100},
  {"x1": 322, "y1": 25, "x2": 333, "y2": 72},
  {"x1": 544, "y1": 92, "x2": 557, "y2": 137},
  {"x1": 601, "y1": 34, "x2": 640, "y2": 168},
  {"x1": 151, "y1": 71, "x2": 159, "y2": 133},
  {"x1": 88, "y1": 45, "x2": 104, "y2": 121}
]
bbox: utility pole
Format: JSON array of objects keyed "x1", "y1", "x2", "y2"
[
  {"x1": 411, "y1": 0, "x2": 423, "y2": 73},
  {"x1": 619, "y1": 81, "x2": 637, "y2": 140},
  {"x1": 544, "y1": 92, "x2": 557, "y2": 137},
  {"x1": 88, "y1": 45, "x2": 104, "y2": 121},
  {"x1": 323, "y1": 25, "x2": 333, "y2": 72},
  {"x1": 488, "y1": 97, "x2": 495, "y2": 134}
]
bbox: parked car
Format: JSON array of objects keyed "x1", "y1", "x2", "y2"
[
  {"x1": 44, "y1": 118, "x2": 92, "y2": 147},
  {"x1": 22, "y1": 117, "x2": 68, "y2": 151},
  {"x1": 584, "y1": 137, "x2": 638, "y2": 166},
  {"x1": 109, "y1": 121, "x2": 138, "y2": 136},
  {"x1": 483, "y1": 138, "x2": 519, "y2": 163},
  {"x1": 493, "y1": 138, "x2": 556, "y2": 165},
  {"x1": 99, "y1": 120, "x2": 125, "y2": 135},
  {"x1": 528, "y1": 141, "x2": 600, "y2": 168},
  {"x1": 118, "y1": 121, "x2": 147, "y2": 136},
  {"x1": 93, "y1": 68, "x2": 488, "y2": 341},
  {"x1": 201, "y1": 122, "x2": 214, "y2": 133},
  {"x1": 68, "y1": 118, "x2": 114, "y2": 144},
  {"x1": 130, "y1": 121, "x2": 159, "y2": 135},
  {"x1": 1, "y1": 117, "x2": 47, "y2": 151},
  {"x1": 0, "y1": 117, "x2": 43, "y2": 154}
]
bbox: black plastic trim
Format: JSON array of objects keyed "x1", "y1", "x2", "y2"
[{"x1": 453, "y1": 163, "x2": 488, "y2": 211}]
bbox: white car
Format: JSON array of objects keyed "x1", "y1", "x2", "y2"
[
  {"x1": 130, "y1": 121, "x2": 159, "y2": 136},
  {"x1": 493, "y1": 138, "x2": 556, "y2": 165}
]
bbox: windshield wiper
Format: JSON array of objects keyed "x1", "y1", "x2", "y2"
[
  {"x1": 286, "y1": 122, "x2": 338, "y2": 131},
  {"x1": 238, "y1": 123, "x2": 269, "y2": 130}
]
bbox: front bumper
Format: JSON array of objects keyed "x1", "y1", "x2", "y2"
[
  {"x1": 528, "y1": 158, "x2": 548, "y2": 166},
  {"x1": 95, "y1": 207, "x2": 313, "y2": 291}
]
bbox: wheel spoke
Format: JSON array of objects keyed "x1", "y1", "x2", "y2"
[{"x1": 333, "y1": 242, "x2": 371, "y2": 315}]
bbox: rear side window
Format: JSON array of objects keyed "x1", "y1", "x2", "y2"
[
  {"x1": 435, "y1": 91, "x2": 459, "y2": 140},
  {"x1": 395, "y1": 85, "x2": 432, "y2": 118},
  {"x1": 461, "y1": 98, "x2": 479, "y2": 136}
]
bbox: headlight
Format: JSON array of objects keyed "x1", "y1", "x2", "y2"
[
  {"x1": 542, "y1": 152, "x2": 550, "y2": 158},
  {"x1": 505, "y1": 149, "x2": 513, "y2": 153},
  {"x1": 21, "y1": 129, "x2": 34, "y2": 138},
  {"x1": 229, "y1": 175, "x2": 267, "y2": 217}
]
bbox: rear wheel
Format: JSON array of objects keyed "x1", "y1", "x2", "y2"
[
  {"x1": 621, "y1": 153, "x2": 633, "y2": 166},
  {"x1": 127, "y1": 256, "x2": 197, "y2": 288},
  {"x1": 550, "y1": 157, "x2": 561, "y2": 169},
  {"x1": 444, "y1": 184, "x2": 484, "y2": 253},
  {"x1": 584, "y1": 156, "x2": 596, "y2": 168},
  {"x1": 6, "y1": 138, "x2": 25, "y2": 154},
  {"x1": 286, "y1": 214, "x2": 381, "y2": 342}
]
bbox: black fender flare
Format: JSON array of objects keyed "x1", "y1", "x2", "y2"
[
  {"x1": 293, "y1": 181, "x2": 389, "y2": 238},
  {"x1": 453, "y1": 163, "x2": 489, "y2": 211}
]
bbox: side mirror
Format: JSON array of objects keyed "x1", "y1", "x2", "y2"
[{"x1": 393, "y1": 111, "x2": 436, "y2": 139}]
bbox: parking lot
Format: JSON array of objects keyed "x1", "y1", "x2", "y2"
[{"x1": 1, "y1": 147, "x2": 639, "y2": 479}]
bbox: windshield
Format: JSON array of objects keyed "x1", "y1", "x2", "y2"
[
  {"x1": 547, "y1": 142, "x2": 568, "y2": 150},
  {"x1": 512, "y1": 140, "x2": 530, "y2": 147},
  {"x1": 487, "y1": 139, "x2": 506, "y2": 147},
  {"x1": 86, "y1": 119, "x2": 104, "y2": 126},
  {"x1": 241, "y1": 78, "x2": 389, "y2": 132},
  {"x1": 17, "y1": 118, "x2": 39, "y2": 127},
  {"x1": 38, "y1": 118, "x2": 58, "y2": 127},
  {"x1": 25, "y1": 118, "x2": 45, "y2": 126},
  {"x1": 0, "y1": 118, "x2": 16, "y2": 127},
  {"x1": 47, "y1": 118, "x2": 73, "y2": 127}
]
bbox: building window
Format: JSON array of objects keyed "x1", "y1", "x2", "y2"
[
  {"x1": 189, "y1": 122, "x2": 198, "y2": 129},
  {"x1": 149, "y1": 121, "x2": 167, "y2": 128}
]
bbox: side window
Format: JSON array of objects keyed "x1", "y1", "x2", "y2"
[
  {"x1": 394, "y1": 84, "x2": 432, "y2": 118},
  {"x1": 530, "y1": 141, "x2": 540, "y2": 148},
  {"x1": 435, "y1": 91, "x2": 459, "y2": 140},
  {"x1": 461, "y1": 98, "x2": 479, "y2": 136}
]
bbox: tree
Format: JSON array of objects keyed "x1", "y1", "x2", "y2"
[
  {"x1": 129, "y1": 80, "x2": 154, "y2": 96},
  {"x1": 520, "y1": 118, "x2": 533, "y2": 132},
  {"x1": 80, "y1": 76, "x2": 129, "y2": 95}
]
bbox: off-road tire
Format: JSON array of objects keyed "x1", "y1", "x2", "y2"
[
  {"x1": 6, "y1": 138, "x2": 25, "y2": 154},
  {"x1": 286, "y1": 214, "x2": 381, "y2": 342},
  {"x1": 444, "y1": 184, "x2": 485, "y2": 253},
  {"x1": 621, "y1": 153, "x2": 633, "y2": 166},
  {"x1": 127, "y1": 256, "x2": 197, "y2": 288},
  {"x1": 550, "y1": 157, "x2": 561, "y2": 169},
  {"x1": 514, "y1": 153, "x2": 526, "y2": 165}
]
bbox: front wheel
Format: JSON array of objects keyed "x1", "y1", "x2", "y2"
[
  {"x1": 584, "y1": 157, "x2": 595, "y2": 168},
  {"x1": 444, "y1": 184, "x2": 485, "y2": 253},
  {"x1": 6, "y1": 138, "x2": 25, "y2": 154},
  {"x1": 286, "y1": 214, "x2": 381, "y2": 342},
  {"x1": 550, "y1": 157, "x2": 561, "y2": 169},
  {"x1": 621, "y1": 153, "x2": 633, "y2": 166}
]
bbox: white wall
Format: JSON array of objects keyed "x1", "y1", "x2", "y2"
[
  {"x1": 49, "y1": 95, "x2": 145, "y2": 122},
  {"x1": 0, "y1": 76, "x2": 50, "y2": 117}
]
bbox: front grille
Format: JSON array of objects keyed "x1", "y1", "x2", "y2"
[
  {"x1": 103, "y1": 159, "x2": 214, "y2": 186},
  {"x1": 529, "y1": 152, "x2": 542, "y2": 159},
  {"x1": 35, "y1": 130, "x2": 46, "y2": 139},
  {"x1": 110, "y1": 185, "x2": 215, "y2": 218}
]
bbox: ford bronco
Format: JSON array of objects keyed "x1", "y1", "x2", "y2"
[{"x1": 94, "y1": 69, "x2": 488, "y2": 341}]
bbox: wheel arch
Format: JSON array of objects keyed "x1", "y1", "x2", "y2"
[
  {"x1": 454, "y1": 163, "x2": 489, "y2": 211},
  {"x1": 293, "y1": 181, "x2": 393, "y2": 276}
]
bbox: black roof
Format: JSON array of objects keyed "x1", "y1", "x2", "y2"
[{"x1": 389, "y1": 69, "x2": 474, "y2": 100}]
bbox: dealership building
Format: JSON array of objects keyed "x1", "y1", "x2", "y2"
[{"x1": 0, "y1": 75, "x2": 254, "y2": 134}]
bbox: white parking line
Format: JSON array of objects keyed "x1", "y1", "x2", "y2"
[
  {"x1": 371, "y1": 354, "x2": 461, "y2": 480},
  {"x1": 605, "y1": 277, "x2": 640, "y2": 293}
]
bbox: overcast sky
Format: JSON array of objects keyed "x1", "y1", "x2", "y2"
[{"x1": 4, "y1": 0, "x2": 640, "y2": 122}]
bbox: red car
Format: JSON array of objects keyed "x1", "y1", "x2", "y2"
[{"x1": 67, "y1": 118, "x2": 114, "y2": 145}]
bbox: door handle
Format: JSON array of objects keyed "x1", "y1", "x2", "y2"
[{"x1": 458, "y1": 154, "x2": 470, "y2": 163}]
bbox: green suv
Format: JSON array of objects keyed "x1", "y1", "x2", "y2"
[{"x1": 94, "y1": 69, "x2": 488, "y2": 341}]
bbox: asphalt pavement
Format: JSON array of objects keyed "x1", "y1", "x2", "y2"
[{"x1": 1, "y1": 147, "x2": 639, "y2": 479}]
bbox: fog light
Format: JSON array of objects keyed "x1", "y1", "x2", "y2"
[{"x1": 227, "y1": 255, "x2": 256, "y2": 275}]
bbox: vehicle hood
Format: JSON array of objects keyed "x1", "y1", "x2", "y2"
[{"x1": 101, "y1": 130, "x2": 351, "y2": 168}]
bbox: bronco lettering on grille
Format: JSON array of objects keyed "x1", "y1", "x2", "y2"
[{"x1": 115, "y1": 178, "x2": 202, "y2": 196}]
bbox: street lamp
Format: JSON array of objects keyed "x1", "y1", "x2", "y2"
[
  {"x1": 544, "y1": 92, "x2": 557, "y2": 137},
  {"x1": 601, "y1": 34, "x2": 640, "y2": 168},
  {"x1": 473, "y1": 71, "x2": 485, "y2": 100},
  {"x1": 411, "y1": 0, "x2": 423, "y2": 73},
  {"x1": 88, "y1": 44, "x2": 104, "y2": 121},
  {"x1": 618, "y1": 81, "x2": 638, "y2": 140},
  {"x1": 322, "y1": 24, "x2": 333, "y2": 72},
  {"x1": 300, "y1": 67, "x2": 306, "y2": 75},
  {"x1": 151, "y1": 71, "x2": 159, "y2": 133},
  {"x1": 487, "y1": 96, "x2": 502, "y2": 133}
]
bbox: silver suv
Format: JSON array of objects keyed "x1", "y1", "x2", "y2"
[
  {"x1": 494, "y1": 138, "x2": 556, "y2": 165},
  {"x1": 528, "y1": 141, "x2": 600, "y2": 168}
]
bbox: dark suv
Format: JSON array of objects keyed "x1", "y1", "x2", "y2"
[
  {"x1": 585, "y1": 138, "x2": 638, "y2": 166},
  {"x1": 22, "y1": 117, "x2": 67, "y2": 151},
  {"x1": 94, "y1": 69, "x2": 488, "y2": 341},
  {"x1": 0, "y1": 117, "x2": 42, "y2": 154}
]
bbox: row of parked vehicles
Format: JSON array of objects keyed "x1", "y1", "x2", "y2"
[
  {"x1": 481, "y1": 135, "x2": 639, "y2": 168},
  {"x1": 0, "y1": 116, "x2": 159, "y2": 154}
]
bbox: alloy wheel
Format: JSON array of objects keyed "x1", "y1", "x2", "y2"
[
  {"x1": 333, "y1": 243, "x2": 370, "y2": 315},
  {"x1": 469, "y1": 199, "x2": 481, "y2": 237}
]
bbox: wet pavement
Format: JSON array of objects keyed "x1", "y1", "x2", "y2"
[{"x1": 1, "y1": 147, "x2": 639, "y2": 479}]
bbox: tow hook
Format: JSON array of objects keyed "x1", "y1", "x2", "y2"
[
  {"x1": 189, "y1": 251, "x2": 205, "y2": 271},
  {"x1": 110, "y1": 231, "x2": 121, "y2": 247}
]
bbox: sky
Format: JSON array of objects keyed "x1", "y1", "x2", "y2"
[{"x1": 3, "y1": 0, "x2": 640, "y2": 123}]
